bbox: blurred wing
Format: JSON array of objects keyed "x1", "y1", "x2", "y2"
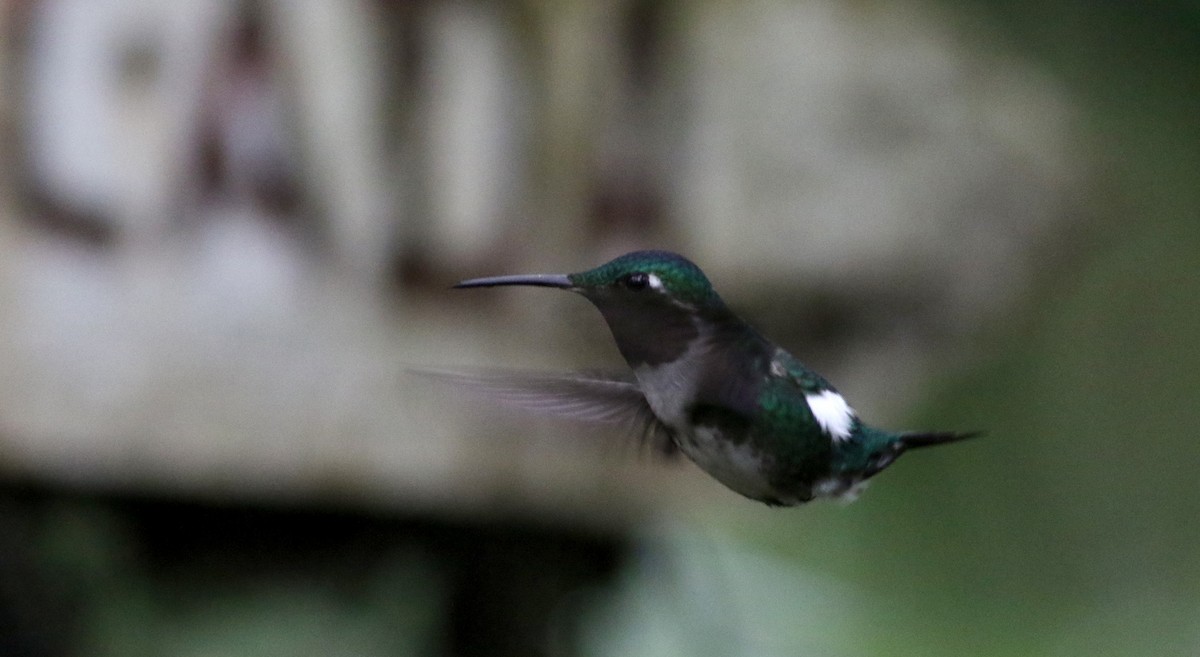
[{"x1": 411, "y1": 368, "x2": 677, "y2": 456}]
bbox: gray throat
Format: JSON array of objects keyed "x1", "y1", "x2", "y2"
[
  {"x1": 631, "y1": 331, "x2": 711, "y2": 430},
  {"x1": 593, "y1": 299, "x2": 700, "y2": 368}
]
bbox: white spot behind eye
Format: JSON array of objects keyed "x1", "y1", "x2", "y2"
[
  {"x1": 805, "y1": 390, "x2": 855, "y2": 441},
  {"x1": 647, "y1": 273, "x2": 664, "y2": 291}
]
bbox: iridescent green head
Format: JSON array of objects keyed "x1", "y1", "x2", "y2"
[
  {"x1": 455, "y1": 250, "x2": 726, "y2": 367},
  {"x1": 567, "y1": 250, "x2": 720, "y2": 308},
  {"x1": 455, "y1": 250, "x2": 721, "y2": 309}
]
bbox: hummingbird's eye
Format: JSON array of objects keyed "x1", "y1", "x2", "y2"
[{"x1": 623, "y1": 272, "x2": 650, "y2": 290}]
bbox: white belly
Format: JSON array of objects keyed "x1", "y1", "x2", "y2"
[
  {"x1": 678, "y1": 425, "x2": 779, "y2": 502},
  {"x1": 629, "y1": 334, "x2": 800, "y2": 504}
]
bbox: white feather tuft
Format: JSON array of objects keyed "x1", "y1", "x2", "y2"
[{"x1": 805, "y1": 390, "x2": 855, "y2": 441}]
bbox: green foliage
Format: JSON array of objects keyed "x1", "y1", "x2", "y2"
[{"x1": 670, "y1": 3, "x2": 1200, "y2": 655}]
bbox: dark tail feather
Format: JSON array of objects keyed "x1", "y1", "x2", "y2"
[
  {"x1": 900, "y1": 430, "x2": 984, "y2": 450},
  {"x1": 860, "y1": 429, "x2": 983, "y2": 479}
]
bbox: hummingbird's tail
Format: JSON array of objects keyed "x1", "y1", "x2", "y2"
[
  {"x1": 899, "y1": 430, "x2": 984, "y2": 450},
  {"x1": 855, "y1": 427, "x2": 982, "y2": 479}
]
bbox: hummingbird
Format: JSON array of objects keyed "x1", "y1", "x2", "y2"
[{"x1": 436, "y1": 250, "x2": 979, "y2": 506}]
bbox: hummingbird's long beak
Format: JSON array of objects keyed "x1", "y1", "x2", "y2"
[{"x1": 453, "y1": 273, "x2": 574, "y2": 289}]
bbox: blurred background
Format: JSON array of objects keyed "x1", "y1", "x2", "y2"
[{"x1": 0, "y1": 0, "x2": 1197, "y2": 655}]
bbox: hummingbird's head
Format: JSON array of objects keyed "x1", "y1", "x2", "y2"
[
  {"x1": 455, "y1": 250, "x2": 719, "y2": 308},
  {"x1": 567, "y1": 250, "x2": 719, "y2": 308},
  {"x1": 455, "y1": 250, "x2": 726, "y2": 366}
]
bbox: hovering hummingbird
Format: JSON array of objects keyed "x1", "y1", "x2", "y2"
[{"x1": 435, "y1": 250, "x2": 979, "y2": 506}]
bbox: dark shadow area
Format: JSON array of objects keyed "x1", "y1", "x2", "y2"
[{"x1": 0, "y1": 481, "x2": 628, "y2": 657}]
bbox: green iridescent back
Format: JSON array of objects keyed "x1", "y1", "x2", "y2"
[
  {"x1": 752, "y1": 348, "x2": 904, "y2": 491},
  {"x1": 751, "y1": 351, "x2": 837, "y2": 490}
]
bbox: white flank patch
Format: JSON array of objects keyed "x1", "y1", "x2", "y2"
[
  {"x1": 814, "y1": 476, "x2": 869, "y2": 502},
  {"x1": 805, "y1": 390, "x2": 855, "y2": 441}
]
